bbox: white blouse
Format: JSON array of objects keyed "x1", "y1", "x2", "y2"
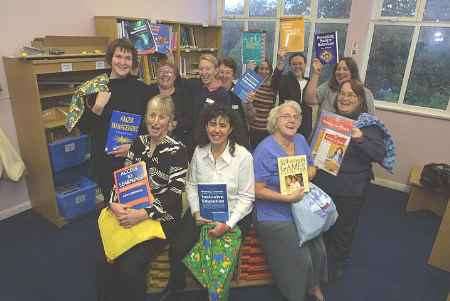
[{"x1": 186, "y1": 142, "x2": 255, "y2": 228}]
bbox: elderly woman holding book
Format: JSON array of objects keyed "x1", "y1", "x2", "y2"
[
  {"x1": 252, "y1": 101, "x2": 327, "y2": 301},
  {"x1": 162, "y1": 103, "x2": 254, "y2": 301},
  {"x1": 313, "y1": 79, "x2": 393, "y2": 281},
  {"x1": 96, "y1": 95, "x2": 188, "y2": 301}
]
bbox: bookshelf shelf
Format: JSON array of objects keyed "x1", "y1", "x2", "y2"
[
  {"x1": 94, "y1": 16, "x2": 222, "y2": 81},
  {"x1": 3, "y1": 54, "x2": 108, "y2": 227}
]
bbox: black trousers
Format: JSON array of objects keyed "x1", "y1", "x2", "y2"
[
  {"x1": 324, "y1": 194, "x2": 366, "y2": 266},
  {"x1": 167, "y1": 209, "x2": 252, "y2": 290},
  {"x1": 96, "y1": 237, "x2": 167, "y2": 301}
]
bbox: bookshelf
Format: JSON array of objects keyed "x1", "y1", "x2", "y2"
[
  {"x1": 3, "y1": 39, "x2": 108, "y2": 226},
  {"x1": 94, "y1": 16, "x2": 222, "y2": 81}
]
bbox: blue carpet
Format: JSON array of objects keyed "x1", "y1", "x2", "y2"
[{"x1": 0, "y1": 184, "x2": 448, "y2": 301}]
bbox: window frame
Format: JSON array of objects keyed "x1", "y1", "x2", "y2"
[
  {"x1": 360, "y1": 0, "x2": 450, "y2": 118},
  {"x1": 218, "y1": 0, "x2": 351, "y2": 75}
]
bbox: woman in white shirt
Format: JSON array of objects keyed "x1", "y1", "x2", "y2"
[{"x1": 161, "y1": 103, "x2": 254, "y2": 301}]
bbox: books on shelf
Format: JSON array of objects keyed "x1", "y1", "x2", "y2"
[
  {"x1": 279, "y1": 17, "x2": 305, "y2": 52},
  {"x1": 198, "y1": 183, "x2": 229, "y2": 222},
  {"x1": 105, "y1": 110, "x2": 142, "y2": 154},
  {"x1": 113, "y1": 161, "x2": 154, "y2": 209},
  {"x1": 232, "y1": 70, "x2": 264, "y2": 103},
  {"x1": 310, "y1": 111, "x2": 353, "y2": 176},
  {"x1": 314, "y1": 31, "x2": 339, "y2": 65},
  {"x1": 278, "y1": 155, "x2": 310, "y2": 195},
  {"x1": 180, "y1": 25, "x2": 197, "y2": 48},
  {"x1": 242, "y1": 31, "x2": 266, "y2": 65}
]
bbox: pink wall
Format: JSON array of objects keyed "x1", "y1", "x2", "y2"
[
  {"x1": 0, "y1": 0, "x2": 212, "y2": 218},
  {"x1": 373, "y1": 109, "x2": 450, "y2": 185}
]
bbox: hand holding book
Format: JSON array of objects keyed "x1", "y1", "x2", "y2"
[
  {"x1": 193, "y1": 211, "x2": 213, "y2": 225},
  {"x1": 208, "y1": 222, "x2": 231, "y2": 238},
  {"x1": 116, "y1": 208, "x2": 148, "y2": 228},
  {"x1": 282, "y1": 187, "x2": 305, "y2": 203}
]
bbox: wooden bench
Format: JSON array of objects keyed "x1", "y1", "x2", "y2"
[
  {"x1": 146, "y1": 227, "x2": 273, "y2": 293},
  {"x1": 407, "y1": 166, "x2": 450, "y2": 272}
]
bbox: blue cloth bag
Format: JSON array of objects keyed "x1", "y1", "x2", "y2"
[{"x1": 291, "y1": 183, "x2": 338, "y2": 246}]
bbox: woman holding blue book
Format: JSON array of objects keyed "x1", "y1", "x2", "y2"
[
  {"x1": 96, "y1": 95, "x2": 188, "y2": 301},
  {"x1": 161, "y1": 104, "x2": 254, "y2": 301}
]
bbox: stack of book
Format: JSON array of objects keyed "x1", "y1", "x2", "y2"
[{"x1": 238, "y1": 228, "x2": 272, "y2": 282}]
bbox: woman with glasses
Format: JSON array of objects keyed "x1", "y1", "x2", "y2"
[
  {"x1": 304, "y1": 57, "x2": 376, "y2": 115},
  {"x1": 148, "y1": 62, "x2": 194, "y2": 155},
  {"x1": 253, "y1": 101, "x2": 327, "y2": 301},
  {"x1": 313, "y1": 79, "x2": 388, "y2": 281}
]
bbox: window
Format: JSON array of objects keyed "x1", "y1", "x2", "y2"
[
  {"x1": 219, "y1": 0, "x2": 351, "y2": 76},
  {"x1": 364, "y1": 0, "x2": 450, "y2": 111}
]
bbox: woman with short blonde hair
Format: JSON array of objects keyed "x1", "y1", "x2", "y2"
[{"x1": 266, "y1": 100, "x2": 302, "y2": 134}]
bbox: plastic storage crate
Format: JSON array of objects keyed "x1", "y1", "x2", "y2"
[
  {"x1": 56, "y1": 177, "x2": 97, "y2": 220},
  {"x1": 48, "y1": 134, "x2": 90, "y2": 173}
]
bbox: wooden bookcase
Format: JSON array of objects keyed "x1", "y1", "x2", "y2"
[
  {"x1": 3, "y1": 54, "x2": 108, "y2": 227},
  {"x1": 94, "y1": 16, "x2": 222, "y2": 81}
]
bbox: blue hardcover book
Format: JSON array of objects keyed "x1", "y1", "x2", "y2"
[
  {"x1": 114, "y1": 162, "x2": 154, "y2": 209},
  {"x1": 105, "y1": 111, "x2": 142, "y2": 154},
  {"x1": 232, "y1": 70, "x2": 264, "y2": 103},
  {"x1": 198, "y1": 184, "x2": 229, "y2": 222},
  {"x1": 123, "y1": 19, "x2": 156, "y2": 55},
  {"x1": 314, "y1": 32, "x2": 339, "y2": 65},
  {"x1": 242, "y1": 31, "x2": 266, "y2": 65},
  {"x1": 149, "y1": 23, "x2": 171, "y2": 54}
]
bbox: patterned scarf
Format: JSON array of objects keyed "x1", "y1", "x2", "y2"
[
  {"x1": 183, "y1": 224, "x2": 242, "y2": 301},
  {"x1": 65, "y1": 73, "x2": 110, "y2": 132},
  {"x1": 355, "y1": 113, "x2": 396, "y2": 173}
]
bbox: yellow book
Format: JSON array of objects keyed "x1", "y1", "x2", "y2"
[
  {"x1": 278, "y1": 155, "x2": 310, "y2": 195},
  {"x1": 279, "y1": 17, "x2": 305, "y2": 52}
]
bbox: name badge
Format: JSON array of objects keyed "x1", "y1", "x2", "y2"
[
  {"x1": 232, "y1": 104, "x2": 239, "y2": 110},
  {"x1": 205, "y1": 98, "x2": 215, "y2": 104}
]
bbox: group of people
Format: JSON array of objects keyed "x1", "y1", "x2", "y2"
[{"x1": 71, "y1": 38, "x2": 390, "y2": 301}]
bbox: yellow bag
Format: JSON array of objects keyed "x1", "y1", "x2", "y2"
[{"x1": 98, "y1": 208, "x2": 166, "y2": 261}]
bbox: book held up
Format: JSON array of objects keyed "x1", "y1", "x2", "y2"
[
  {"x1": 278, "y1": 155, "x2": 310, "y2": 195},
  {"x1": 113, "y1": 161, "x2": 154, "y2": 209},
  {"x1": 105, "y1": 110, "x2": 142, "y2": 154},
  {"x1": 279, "y1": 17, "x2": 305, "y2": 52},
  {"x1": 232, "y1": 70, "x2": 264, "y2": 103},
  {"x1": 314, "y1": 32, "x2": 338, "y2": 65},
  {"x1": 310, "y1": 111, "x2": 353, "y2": 176},
  {"x1": 198, "y1": 184, "x2": 229, "y2": 222}
]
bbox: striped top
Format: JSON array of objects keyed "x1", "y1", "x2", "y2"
[
  {"x1": 248, "y1": 83, "x2": 276, "y2": 131},
  {"x1": 120, "y1": 135, "x2": 188, "y2": 238}
]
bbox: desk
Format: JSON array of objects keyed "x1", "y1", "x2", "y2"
[{"x1": 407, "y1": 166, "x2": 450, "y2": 272}]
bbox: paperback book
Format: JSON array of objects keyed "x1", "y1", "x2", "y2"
[
  {"x1": 149, "y1": 23, "x2": 171, "y2": 54},
  {"x1": 105, "y1": 110, "x2": 142, "y2": 154},
  {"x1": 314, "y1": 32, "x2": 339, "y2": 65},
  {"x1": 242, "y1": 31, "x2": 266, "y2": 65},
  {"x1": 310, "y1": 111, "x2": 353, "y2": 175},
  {"x1": 122, "y1": 19, "x2": 156, "y2": 55},
  {"x1": 232, "y1": 70, "x2": 264, "y2": 103},
  {"x1": 278, "y1": 155, "x2": 310, "y2": 195},
  {"x1": 279, "y1": 17, "x2": 305, "y2": 52},
  {"x1": 198, "y1": 183, "x2": 228, "y2": 222},
  {"x1": 113, "y1": 161, "x2": 154, "y2": 209}
]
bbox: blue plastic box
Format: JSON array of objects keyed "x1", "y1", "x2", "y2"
[
  {"x1": 53, "y1": 162, "x2": 91, "y2": 187},
  {"x1": 56, "y1": 177, "x2": 97, "y2": 220},
  {"x1": 48, "y1": 134, "x2": 90, "y2": 173}
]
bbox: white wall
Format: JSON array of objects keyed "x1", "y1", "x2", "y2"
[{"x1": 0, "y1": 0, "x2": 212, "y2": 219}]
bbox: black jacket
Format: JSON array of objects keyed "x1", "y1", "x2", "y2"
[{"x1": 273, "y1": 68, "x2": 313, "y2": 139}]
